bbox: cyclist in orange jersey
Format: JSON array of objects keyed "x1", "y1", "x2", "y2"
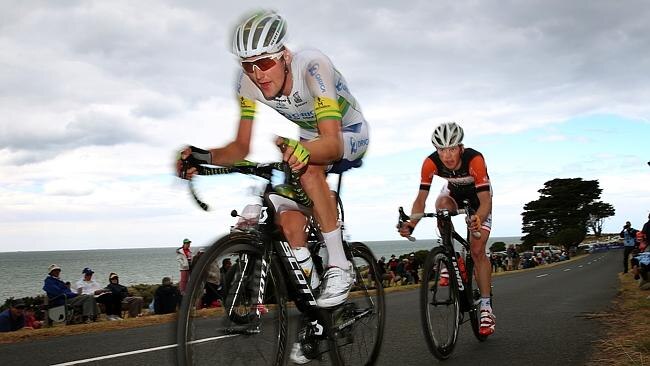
[{"x1": 398, "y1": 122, "x2": 495, "y2": 336}]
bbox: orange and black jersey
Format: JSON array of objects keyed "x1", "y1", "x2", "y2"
[{"x1": 419, "y1": 148, "x2": 491, "y2": 208}]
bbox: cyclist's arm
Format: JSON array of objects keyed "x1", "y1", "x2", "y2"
[
  {"x1": 301, "y1": 119, "x2": 342, "y2": 164},
  {"x1": 208, "y1": 118, "x2": 253, "y2": 166},
  {"x1": 406, "y1": 157, "x2": 436, "y2": 231},
  {"x1": 303, "y1": 55, "x2": 344, "y2": 163},
  {"x1": 409, "y1": 189, "x2": 430, "y2": 227},
  {"x1": 206, "y1": 77, "x2": 258, "y2": 166}
]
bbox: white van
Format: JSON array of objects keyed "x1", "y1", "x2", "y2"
[{"x1": 532, "y1": 245, "x2": 561, "y2": 255}]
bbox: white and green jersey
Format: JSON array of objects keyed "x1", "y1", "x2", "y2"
[{"x1": 236, "y1": 48, "x2": 367, "y2": 140}]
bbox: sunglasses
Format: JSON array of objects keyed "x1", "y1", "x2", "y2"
[{"x1": 240, "y1": 51, "x2": 284, "y2": 73}]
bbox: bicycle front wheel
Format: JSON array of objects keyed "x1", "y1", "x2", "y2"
[
  {"x1": 420, "y1": 247, "x2": 460, "y2": 360},
  {"x1": 329, "y1": 242, "x2": 386, "y2": 366},
  {"x1": 176, "y1": 232, "x2": 289, "y2": 366},
  {"x1": 465, "y1": 258, "x2": 489, "y2": 342}
]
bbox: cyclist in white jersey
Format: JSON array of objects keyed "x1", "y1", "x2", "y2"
[{"x1": 178, "y1": 10, "x2": 368, "y2": 319}]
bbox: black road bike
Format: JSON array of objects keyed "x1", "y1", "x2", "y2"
[
  {"x1": 176, "y1": 161, "x2": 385, "y2": 366},
  {"x1": 397, "y1": 201, "x2": 490, "y2": 360}
]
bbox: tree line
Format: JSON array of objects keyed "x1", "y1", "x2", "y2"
[{"x1": 519, "y1": 178, "x2": 615, "y2": 251}]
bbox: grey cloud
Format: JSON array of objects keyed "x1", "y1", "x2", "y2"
[{"x1": 1, "y1": 111, "x2": 144, "y2": 165}]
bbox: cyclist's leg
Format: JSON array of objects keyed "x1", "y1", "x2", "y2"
[
  {"x1": 470, "y1": 215, "x2": 496, "y2": 335},
  {"x1": 277, "y1": 211, "x2": 308, "y2": 248}
]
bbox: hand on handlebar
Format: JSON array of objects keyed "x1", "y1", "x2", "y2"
[
  {"x1": 275, "y1": 136, "x2": 310, "y2": 171},
  {"x1": 468, "y1": 214, "x2": 482, "y2": 233},
  {"x1": 397, "y1": 221, "x2": 415, "y2": 238},
  {"x1": 176, "y1": 146, "x2": 213, "y2": 180}
]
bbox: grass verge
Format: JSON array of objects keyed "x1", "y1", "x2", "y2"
[{"x1": 587, "y1": 273, "x2": 650, "y2": 366}]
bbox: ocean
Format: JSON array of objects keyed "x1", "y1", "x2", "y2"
[{"x1": 0, "y1": 236, "x2": 520, "y2": 302}]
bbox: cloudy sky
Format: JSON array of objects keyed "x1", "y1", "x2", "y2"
[{"x1": 1, "y1": 0, "x2": 649, "y2": 252}]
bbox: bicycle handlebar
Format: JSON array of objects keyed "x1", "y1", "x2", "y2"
[
  {"x1": 185, "y1": 161, "x2": 312, "y2": 211},
  {"x1": 397, "y1": 201, "x2": 481, "y2": 241}
]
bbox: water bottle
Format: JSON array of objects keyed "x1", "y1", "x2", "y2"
[{"x1": 293, "y1": 247, "x2": 321, "y2": 289}]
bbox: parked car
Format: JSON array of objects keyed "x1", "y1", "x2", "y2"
[{"x1": 532, "y1": 245, "x2": 562, "y2": 256}]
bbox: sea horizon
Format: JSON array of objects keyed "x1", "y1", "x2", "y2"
[{"x1": 0, "y1": 236, "x2": 521, "y2": 302}]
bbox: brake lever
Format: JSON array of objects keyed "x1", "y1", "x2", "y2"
[{"x1": 397, "y1": 207, "x2": 416, "y2": 242}]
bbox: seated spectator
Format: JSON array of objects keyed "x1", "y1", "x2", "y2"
[
  {"x1": 43, "y1": 264, "x2": 97, "y2": 323},
  {"x1": 406, "y1": 253, "x2": 420, "y2": 284},
  {"x1": 395, "y1": 258, "x2": 409, "y2": 285},
  {"x1": 0, "y1": 299, "x2": 27, "y2": 332},
  {"x1": 220, "y1": 258, "x2": 232, "y2": 278},
  {"x1": 23, "y1": 306, "x2": 42, "y2": 329},
  {"x1": 631, "y1": 248, "x2": 650, "y2": 290},
  {"x1": 105, "y1": 272, "x2": 144, "y2": 319},
  {"x1": 75, "y1": 267, "x2": 121, "y2": 320},
  {"x1": 203, "y1": 259, "x2": 223, "y2": 308},
  {"x1": 375, "y1": 256, "x2": 394, "y2": 287},
  {"x1": 387, "y1": 254, "x2": 399, "y2": 275},
  {"x1": 154, "y1": 277, "x2": 181, "y2": 314}
]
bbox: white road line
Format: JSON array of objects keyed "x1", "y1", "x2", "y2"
[
  {"x1": 563, "y1": 268, "x2": 571, "y2": 272},
  {"x1": 536, "y1": 274, "x2": 549, "y2": 278},
  {"x1": 579, "y1": 265, "x2": 583, "y2": 268},
  {"x1": 50, "y1": 334, "x2": 237, "y2": 366}
]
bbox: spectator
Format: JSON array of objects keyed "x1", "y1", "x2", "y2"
[
  {"x1": 176, "y1": 238, "x2": 193, "y2": 294},
  {"x1": 375, "y1": 256, "x2": 394, "y2": 287},
  {"x1": 221, "y1": 258, "x2": 232, "y2": 278},
  {"x1": 43, "y1": 264, "x2": 97, "y2": 322},
  {"x1": 203, "y1": 259, "x2": 223, "y2": 308},
  {"x1": 490, "y1": 254, "x2": 499, "y2": 273},
  {"x1": 395, "y1": 258, "x2": 408, "y2": 285},
  {"x1": 640, "y1": 213, "x2": 650, "y2": 251},
  {"x1": 631, "y1": 247, "x2": 650, "y2": 290},
  {"x1": 620, "y1": 221, "x2": 639, "y2": 273},
  {"x1": 23, "y1": 306, "x2": 42, "y2": 329},
  {"x1": 105, "y1": 273, "x2": 144, "y2": 318},
  {"x1": 0, "y1": 299, "x2": 26, "y2": 332},
  {"x1": 406, "y1": 253, "x2": 420, "y2": 284},
  {"x1": 387, "y1": 254, "x2": 399, "y2": 275},
  {"x1": 506, "y1": 244, "x2": 519, "y2": 271},
  {"x1": 75, "y1": 267, "x2": 120, "y2": 320},
  {"x1": 154, "y1": 277, "x2": 181, "y2": 314}
]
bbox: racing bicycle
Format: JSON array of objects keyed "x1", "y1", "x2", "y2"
[
  {"x1": 176, "y1": 161, "x2": 385, "y2": 366},
  {"x1": 397, "y1": 201, "x2": 490, "y2": 360}
]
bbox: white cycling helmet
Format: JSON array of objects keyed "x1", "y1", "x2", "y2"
[
  {"x1": 431, "y1": 122, "x2": 464, "y2": 148},
  {"x1": 232, "y1": 10, "x2": 287, "y2": 58}
]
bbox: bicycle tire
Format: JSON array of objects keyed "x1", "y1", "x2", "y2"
[
  {"x1": 420, "y1": 246, "x2": 460, "y2": 360},
  {"x1": 465, "y1": 258, "x2": 489, "y2": 342},
  {"x1": 328, "y1": 242, "x2": 386, "y2": 366},
  {"x1": 176, "y1": 232, "x2": 289, "y2": 366}
]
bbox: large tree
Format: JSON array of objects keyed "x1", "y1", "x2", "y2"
[
  {"x1": 587, "y1": 201, "x2": 616, "y2": 236},
  {"x1": 521, "y1": 178, "x2": 615, "y2": 247}
]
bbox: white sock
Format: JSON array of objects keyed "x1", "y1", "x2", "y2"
[
  {"x1": 480, "y1": 297, "x2": 492, "y2": 311},
  {"x1": 322, "y1": 225, "x2": 348, "y2": 269}
]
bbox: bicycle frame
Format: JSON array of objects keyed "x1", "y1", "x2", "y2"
[
  {"x1": 398, "y1": 200, "x2": 476, "y2": 296},
  {"x1": 192, "y1": 162, "x2": 337, "y2": 322}
]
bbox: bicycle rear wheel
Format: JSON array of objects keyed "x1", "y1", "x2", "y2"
[
  {"x1": 176, "y1": 232, "x2": 289, "y2": 366},
  {"x1": 328, "y1": 242, "x2": 386, "y2": 366},
  {"x1": 420, "y1": 247, "x2": 460, "y2": 360}
]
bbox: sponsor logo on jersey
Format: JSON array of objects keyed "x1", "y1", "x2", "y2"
[
  {"x1": 335, "y1": 80, "x2": 349, "y2": 93},
  {"x1": 293, "y1": 91, "x2": 303, "y2": 104},
  {"x1": 350, "y1": 136, "x2": 369, "y2": 154},
  {"x1": 275, "y1": 99, "x2": 288, "y2": 110},
  {"x1": 308, "y1": 63, "x2": 327, "y2": 93}
]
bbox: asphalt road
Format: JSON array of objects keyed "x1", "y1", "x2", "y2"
[{"x1": 0, "y1": 250, "x2": 620, "y2": 366}]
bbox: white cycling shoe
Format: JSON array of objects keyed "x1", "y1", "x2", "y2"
[
  {"x1": 316, "y1": 263, "x2": 355, "y2": 308},
  {"x1": 290, "y1": 342, "x2": 311, "y2": 364}
]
